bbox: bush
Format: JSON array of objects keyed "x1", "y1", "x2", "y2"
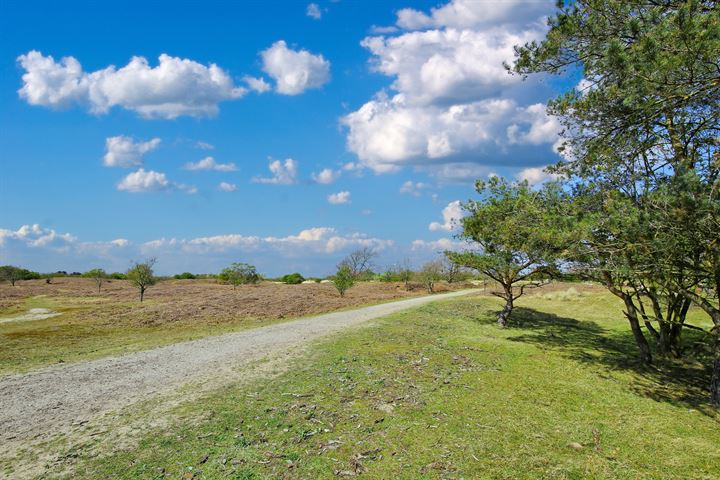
[
  {"x1": 108, "y1": 272, "x2": 127, "y2": 280},
  {"x1": 333, "y1": 265, "x2": 354, "y2": 297},
  {"x1": 0, "y1": 265, "x2": 41, "y2": 285},
  {"x1": 281, "y1": 272, "x2": 305, "y2": 285},
  {"x1": 419, "y1": 260, "x2": 444, "y2": 293},
  {"x1": 219, "y1": 263, "x2": 260, "y2": 289},
  {"x1": 173, "y1": 272, "x2": 196, "y2": 280}
]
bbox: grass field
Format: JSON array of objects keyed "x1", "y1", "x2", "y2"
[{"x1": 62, "y1": 288, "x2": 719, "y2": 480}]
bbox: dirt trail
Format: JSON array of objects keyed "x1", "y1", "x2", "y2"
[{"x1": 0, "y1": 290, "x2": 473, "y2": 452}]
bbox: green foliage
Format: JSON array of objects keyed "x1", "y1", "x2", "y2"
[
  {"x1": 511, "y1": 0, "x2": 720, "y2": 401},
  {"x1": 107, "y1": 272, "x2": 126, "y2": 280},
  {"x1": 0, "y1": 265, "x2": 40, "y2": 285},
  {"x1": 126, "y1": 258, "x2": 157, "y2": 302},
  {"x1": 66, "y1": 294, "x2": 720, "y2": 479},
  {"x1": 333, "y1": 265, "x2": 354, "y2": 297},
  {"x1": 173, "y1": 272, "x2": 196, "y2": 280},
  {"x1": 280, "y1": 272, "x2": 305, "y2": 285},
  {"x1": 82, "y1": 268, "x2": 107, "y2": 292},
  {"x1": 447, "y1": 177, "x2": 575, "y2": 326},
  {"x1": 219, "y1": 263, "x2": 260, "y2": 288}
]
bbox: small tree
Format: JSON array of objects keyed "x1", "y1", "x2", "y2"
[
  {"x1": 333, "y1": 265, "x2": 354, "y2": 297},
  {"x1": 442, "y1": 258, "x2": 462, "y2": 283},
  {"x1": 0, "y1": 266, "x2": 23, "y2": 286},
  {"x1": 419, "y1": 260, "x2": 443, "y2": 293},
  {"x1": 220, "y1": 263, "x2": 259, "y2": 289},
  {"x1": 338, "y1": 247, "x2": 377, "y2": 278},
  {"x1": 397, "y1": 257, "x2": 413, "y2": 291},
  {"x1": 83, "y1": 268, "x2": 107, "y2": 292},
  {"x1": 126, "y1": 258, "x2": 157, "y2": 302},
  {"x1": 447, "y1": 178, "x2": 575, "y2": 327}
]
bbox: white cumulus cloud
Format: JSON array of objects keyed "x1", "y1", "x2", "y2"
[
  {"x1": 243, "y1": 75, "x2": 272, "y2": 93},
  {"x1": 396, "y1": 0, "x2": 553, "y2": 30},
  {"x1": 516, "y1": 166, "x2": 558, "y2": 185},
  {"x1": 252, "y1": 158, "x2": 299, "y2": 185},
  {"x1": 399, "y1": 180, "x2": 430, "y2": 196},
  {"x1": 103, "y1": 135, "x2": 161, "y2": 168},
  {"x1": 306, "y1": 3, "x2": 322, "y2": 19},
  {"x1": 184, "y1": 156, "x2": 238, "y2": 172},
  {"x1": 342, "y1": 0, "x2": 560, "y2": 178},
  {"x1": 261, "y1": 41, "x2": 331, "y2": 95},
  {"x1": 429, "y1": 200, "x2": 464, "y2": 231},
  {"x1": 17, "y1": 50, "x2": 247, "y2": 119},
  {"x1": 311, "y1": 168, "x2": 340, "y2": 184},
  {"x1": 411, "y1": 237, "x2": 465, "y2": 252},
  {"x1": 218, "y1": 182, "x2": 237, "y2": 192},
  {"x1": 117, "y1": 168, "x2": 196, "y2": 193},
  {"x1": 0, "y1": 224, "x2": 393, "y2": 276},
  {"x1": 327, "y1": 191, "x2": 350, "y2": 204}
]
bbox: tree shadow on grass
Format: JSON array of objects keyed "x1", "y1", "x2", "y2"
[{"x1": 505, "y1": 307, "x2": 716, "y2": 415}]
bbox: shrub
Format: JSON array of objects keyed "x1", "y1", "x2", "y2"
[
  {"x1": 0, "y1": 265, "x2": 41, "y2": 286},
  {"x1": 219, "y1": 263, "x2": 260, "y2": 289},
  {"x1": 419, "y1": 260, "x2": 444, "y2": 293},
  {"x1": 281, "y1": 272, "x2": 305, "y2": 285},
  {"x1": 174, "y1": 272, "x2": 196, "y2": 280},
  {"x1": 333, "y1": 265, "x2": 354, "y2": 297}
]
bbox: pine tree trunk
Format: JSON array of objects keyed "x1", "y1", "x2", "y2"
[
  {"x1": 623, "y1": 297, "x2": 652, "y2": 365},
  {"x1": 496, "y1": 287, "x2": 513, "y2": 328},
  {"x1": 711, "y1": 335, "x2": 720, "y2": 407}
]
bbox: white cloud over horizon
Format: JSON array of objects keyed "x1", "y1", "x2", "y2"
[
  {"x1": 0, "y1": 224, "x2": 398, "y2": 276},
  {"x1": 17, "y1": 51, "x2": 247, "y2": 119},
  {"x1": 261, "y1": 41, "x2": 331, "y2": 95}
]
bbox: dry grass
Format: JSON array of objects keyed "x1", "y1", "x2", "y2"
[{"x1": 0, "y1": 278, "x2": 470, "y2": 374}]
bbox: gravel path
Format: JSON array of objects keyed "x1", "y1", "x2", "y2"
[{"x1": 0, "y1": 290, "x2": 473, "y2": 448}]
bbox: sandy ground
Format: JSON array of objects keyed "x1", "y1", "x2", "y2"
[
  {"x1": 0, "y1": 307, "x2": 62, "y2": 324},
  {"x1": 0, "y1": 289, "x2": 474, "y2": 476}
]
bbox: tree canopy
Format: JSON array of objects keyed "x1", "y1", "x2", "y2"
[
  {"x1": 511, "y1": 0, "x2": 720, "y2": 403},
  {"x1": 448, "y1": 177, "x2": 576, "y2": 326}
]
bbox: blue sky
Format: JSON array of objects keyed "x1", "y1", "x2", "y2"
[{"x1": 0, "y1": 0, "x2": 574, "y2": 276}]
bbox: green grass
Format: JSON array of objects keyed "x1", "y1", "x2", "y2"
[
  {"x1": 0, "y1": 296, "x2": 275, "y2": 375},
  {"x1": 66, "y1": 291, "x2": 720, "y2": 479}
]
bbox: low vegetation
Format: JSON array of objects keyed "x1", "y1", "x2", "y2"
[
  {"x1": 280, "y1": 273, "x2": 305, "y2": 285},
  {"x1": 219, "y1": 263, "x2": 259, "y2": 288},
  {"x1": 332, "y1": 265, "x2": 354, "y2": 297},
  {"x1": 66, "y1": 290, "x2": 720, "y2": 479},
  {"x1": 0, "y1": 278, "x2": 465, "y2": 375}
]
